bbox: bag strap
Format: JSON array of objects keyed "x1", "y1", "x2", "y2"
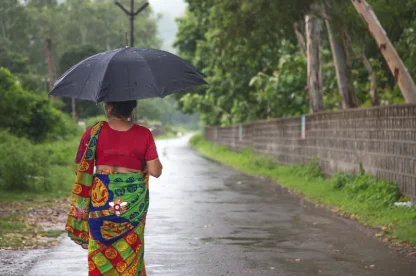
[{"x1": 76, "y1": 121, "x2": 104, "y2": 175}]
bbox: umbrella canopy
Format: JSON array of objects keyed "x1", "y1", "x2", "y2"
[{"x1": 49, "y1": 47, "x2": 207, "y2": 102}]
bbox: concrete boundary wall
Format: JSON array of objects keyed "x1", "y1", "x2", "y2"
[{"x1": 204, "y1": 104, "x2": 416, "y2": 200}]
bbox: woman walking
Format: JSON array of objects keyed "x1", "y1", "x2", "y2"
[{"x1": 65, "y1": 101, "x2": 162, "y2": 276}]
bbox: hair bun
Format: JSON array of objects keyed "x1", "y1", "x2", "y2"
[{"x1": 108, "y1": 100, "x2": 137, "y2": 118}]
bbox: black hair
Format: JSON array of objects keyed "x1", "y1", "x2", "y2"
[{"x1": 108, "y1": 101, "x2": 137, "y2": 118}]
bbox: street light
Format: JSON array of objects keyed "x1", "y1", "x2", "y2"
[{"x1": 114, "y1": 0, "x2": 149, "y2": 47}]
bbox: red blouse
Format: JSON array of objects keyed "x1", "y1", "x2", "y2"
[{"x1": 76, "y1": 122, "x2": 158, "y2": 170}]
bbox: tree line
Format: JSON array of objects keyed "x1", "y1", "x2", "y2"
[
  {"x1": 174, "y1": 0, "x2": 416, "y2": 126},
  {"x1": 1, "y1": 0, "x2": 160, "y2": 119}
]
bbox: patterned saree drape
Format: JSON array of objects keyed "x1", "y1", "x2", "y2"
[{"x1": 65, "y1": 122, "x2": 149, "y2": 275}]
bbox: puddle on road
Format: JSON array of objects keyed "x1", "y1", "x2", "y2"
[{"x1": 200, "y1": 236, "x2": 288, "y2": 248}]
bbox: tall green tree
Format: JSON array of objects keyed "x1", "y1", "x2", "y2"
[{"x1": 174, "y1": 0, "x2": 416, "y2": 126}]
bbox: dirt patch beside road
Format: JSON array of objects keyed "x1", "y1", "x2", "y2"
[{"x1": 0, "y1": 198, "x2": 69, "y2": 275}]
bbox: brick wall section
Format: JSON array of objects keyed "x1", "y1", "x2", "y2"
[{"x1": 204, "y1": 104, "x2": 416, "y2": 200}]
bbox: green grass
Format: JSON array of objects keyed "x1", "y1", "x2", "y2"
[
  {"x1": 155, "y1": 126, "x2": 191, "y2": 140},
  {"x1": 190, "y1": 134, "x2": 416, "y2": 245},
  {"x1": 42, "y1": 229, "x2": 65, "y2": 238},
  {"x1": 155, "y1": 132, "x2": 179, "y2": 140},
  {"x1": 0, "y1": 216, "x2": 26, "y2": 233}
]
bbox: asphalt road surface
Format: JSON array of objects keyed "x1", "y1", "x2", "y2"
[{"x1": 28, "y1": 135, "x2": 416, "y2": 276}]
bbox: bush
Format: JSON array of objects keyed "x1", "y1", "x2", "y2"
[
  {"x1": 331, "y1": 172, "x2": 356, "y2": 190},
  {"x1": 240, "y1": 147, "x2": 276, "y2": 170},
  {"x1": 37, "y1": 138, "x2": 80, "y2": 166},
  {"x1": 0, "y1": 131, "x2": 49, "y2": 191},
  {"x1": 332, "y1": 173, "x2": 401, "y2": 207},
  {"x1": 292, "y1": 157, "x2": 323, "y2": 180},
  {"x1": 292, "y1": 158, "x2": 401, "y2": 207},
  {"x1": 16, "y1": 73, "x2": 46, "y2": 92},
  {"x1": 190, "y1": 133, "x2": 203, "y2": 146},
  {"x1": 0, "y1": 130, "x2": 80, "y2": 192},
  {"x1": 0, "y1": 67, "x2": 80, "y2": 142},
  {"x1": 85, "y1": 115, "x2": 107, "y2": 128}
]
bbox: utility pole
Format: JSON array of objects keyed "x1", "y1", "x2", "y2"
[
  {"x1": 114, "y1": 0, "x2": 149, "y2": 47},
  {"x1": 45, "y1": 38, "x2": 55, "y2": 100}
]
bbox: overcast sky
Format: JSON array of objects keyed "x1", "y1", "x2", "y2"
[
  {"x1": 148, "y1": 0, "x2": 187, "y2": 52},
  {"x1": 149, "y1": 0, "x2": 187, "y2": 18},
  {"x1": 51, "y1": 0, "x2": 187, "y2": 51}
]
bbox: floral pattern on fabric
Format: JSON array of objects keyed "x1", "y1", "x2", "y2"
[
  {"x1": 88, "y1": 172, "x2": 149, "y2": 275},
  {"x1": 66, "y1": 122, "x2": 150, "y2": 275},
  {"x1": 65, "y1": 121, "x2": 103, "y2": 246}
]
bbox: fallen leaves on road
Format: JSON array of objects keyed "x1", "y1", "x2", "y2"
[{"x1": 0, "y1": 198, "x2": 69, "y2": 250}]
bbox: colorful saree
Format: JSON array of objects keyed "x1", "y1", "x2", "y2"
[{"x1": 66, "y1": 122, "x2": 149, "y2": 276}]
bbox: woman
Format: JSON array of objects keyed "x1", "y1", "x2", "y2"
[{"x1": 65, "y1": 101, "x2": 162, "y2": 276}]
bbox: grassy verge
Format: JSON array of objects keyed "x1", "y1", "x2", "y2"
[
  {"x1": 0, "y1": 136, "x2": 77, "y2": 249},
  {"x1": 155, "y1": 125, "x2": 192, "y2": 140},
  {"x1": 190, "y1": 134, "x2": 416, "y2": 246},
  {"x1": 155, "y1": 132, "x2": 180, "y2": 140}
]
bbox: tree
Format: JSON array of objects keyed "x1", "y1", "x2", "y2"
[
  {"x1": 175, "y1": 0, "x2": 314, "y2": 125},
  {"x1": 0, "y1": 46, "x2": 29, "y2": 73},
  {"x1": 351, "y1": 0, "x2": 416, "y2": 103},
  {"x1": 322, "y1": 0, "x2": 358, "y2": 109},
  {"x1": 305, "y1": 4, "x2": 325, "y2": 113},
  {"x1": 0, "y1": 0, "x2": 32, "y2": 53},
  {"x1": 0, "y1": 0, "x2": 161, "y2": 119}
]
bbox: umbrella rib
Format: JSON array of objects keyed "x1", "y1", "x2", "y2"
[
  {"x1": 140, "y1": 54, "x2": 163, "y2": 97},
  {"x1": 96, "y1": 48, "x2": 127, "y2": 102},
  {"x1": 75, "y1": 58, "x2": 102, "y2": 101}
]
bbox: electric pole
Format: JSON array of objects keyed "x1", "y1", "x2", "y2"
[
  {"x1": 45, "y1": 38, "x2": 55, "y2": 100},
  {"x1": 114, "y1": 0, "x2": 149, "y2": 47}
]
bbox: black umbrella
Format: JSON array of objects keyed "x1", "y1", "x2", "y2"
[{"x1": 49, "y1": 47, "x2": 207, "y2": 102}]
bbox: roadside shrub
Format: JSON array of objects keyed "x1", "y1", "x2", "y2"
[
  {"x1": 331, "y1": 172, "x2": 401, "y2": 207},
  {"x1": 292, "y1": 157, "x2": 323, "y2": 180},
  {"x1": 331, "y1": 172, "x2": 356, "y2": 190},
  {"x1": 190, "y1": 133, "x2": 203, "y2": 147},
  {"x1": 0, "y1": 130, "x2": 80, "y2": 192},
  {"x1": 0, "y1": 67, "x2": 80, "y2": 142},
  {"x1": 16, "y1": 73, "x2": 46, "y2": 92},
  {"x1": 240, "y1": 147, "x2": 276, "y2": 170},
  {"x1": 85, "y1": 115, "x2": 107, "y2": 128},
  {"x1": 37, "y1": 138, "x2": 79, "y2": 166},
  {"x1": 0, "y1": 131, "x2": 50, "y2": 191}
]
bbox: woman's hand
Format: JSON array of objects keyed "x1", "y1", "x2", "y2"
[{"x1": 81, "y1": 244, "x2": 88, "y2": 249}]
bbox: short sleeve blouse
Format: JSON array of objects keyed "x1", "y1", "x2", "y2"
[{"x1": 75, "y1": 122, "x2": 158, "y2": 171}]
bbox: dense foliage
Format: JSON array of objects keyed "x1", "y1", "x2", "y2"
[
  {"x1": 0, "y1": 67, "x2": 78, "y2": 142},
  {"x1": 1, "y1": 0, "x2": 160, "y2": 75},
  {"x1": 0, "y1": 0, "x2": 161, "y2": 119},
  {"x1": 174, "y1": 0, "x2": 416, "y2": 126},
  {"x1": 0, "y1": 67, "x2": 80, "y2": 191}
]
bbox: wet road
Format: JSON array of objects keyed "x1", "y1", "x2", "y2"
[{"x1": 29, "y1": 136, "x2": 416, "y2": 276}]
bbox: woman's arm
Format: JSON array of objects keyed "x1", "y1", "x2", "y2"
[
  {"x1": 146, "y1": 158, "x2": 163, "y2": 178},
  {"x1": 145, "y1": 129, "x2": 162, "y2": 178}
]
